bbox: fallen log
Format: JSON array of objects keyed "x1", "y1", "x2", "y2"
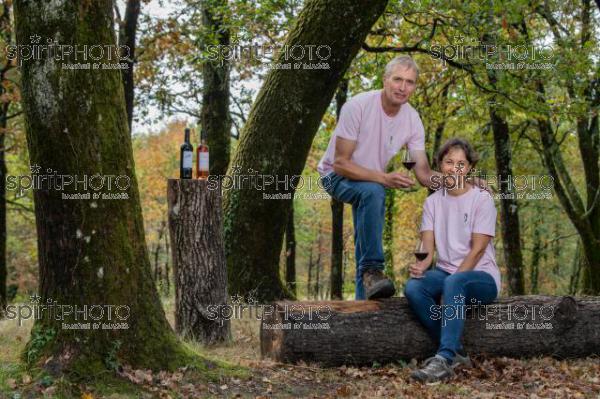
[{"x1": 260, "y1": 296, "x2": 600, "y2": 366}]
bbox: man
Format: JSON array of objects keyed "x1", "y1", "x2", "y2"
[{"x1": 318, "y1": 55, "x2": 441, "y2": 300}]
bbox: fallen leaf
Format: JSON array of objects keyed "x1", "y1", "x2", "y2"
[{"x1": 335, "y1": 385, "x2": 352, "y2": 397}]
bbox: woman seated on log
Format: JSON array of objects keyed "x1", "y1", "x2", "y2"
[{"x1": 404, "y1": 138, "x2": 501, "y2": 383}]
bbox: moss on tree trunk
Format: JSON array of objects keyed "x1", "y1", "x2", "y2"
[
  {"x1": 223, "y1": 0, "x2": 389, "y2": 302},
  {"x1": 14, "y1": 0, "x2": 195, "y2": 373}
]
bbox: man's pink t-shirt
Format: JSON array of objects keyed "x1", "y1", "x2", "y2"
[
  {"x1": 317, "y1": 90, "x2": 425, "y2": 176},
  {"x1": 420, "y1": 186, "x2": 502, "y2": 296}
]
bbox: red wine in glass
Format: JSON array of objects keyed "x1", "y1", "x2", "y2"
[
  {"x1": 414, "y1": 239, "x2": 427, "y2": 261},
  {"x1": 402, "y1": 149, "x2": 415, "y2": 170},
  {"x1": 403, "y1": 160, "x2": 416, "y2": 170}
]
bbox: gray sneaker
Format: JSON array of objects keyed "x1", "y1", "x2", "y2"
[
  {"x1": 451, "y1": 350, "x2": 472, "y2": 369},
  {"x1": 410, "y1": 355, "x2": 455, "y2": 382}
]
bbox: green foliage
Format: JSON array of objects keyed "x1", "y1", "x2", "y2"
[
  {"x1": 24, "y1": 325, "x2": 56, "y2": 365},
  {"x1": 104, "y1": 339, "x2": 123, "y2": 372}
]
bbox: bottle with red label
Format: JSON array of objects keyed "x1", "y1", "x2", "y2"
[{"x1": 196, "y1": 128, "x2": 209, "y2": 179}]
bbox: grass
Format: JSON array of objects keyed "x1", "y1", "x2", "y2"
[
  {"x1": 0, "y1": 315, "x2": 148, "y2": 398},
  {"x1": 0, "y1": 312, "x2": 32, "y2": 393},
  {"x1": 0, "y1": 295, "x2": 253, "y2": 398}
]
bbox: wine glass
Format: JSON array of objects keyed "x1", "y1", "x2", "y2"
[
  {"x1": 411, "y1": 238, "x2": 428, "y2": 279},
  {"x1": 414, "y1": 238, "x2": 428, "y2": 262},
  {"x1": 402, "y1": 148, "x2": 416, "y2": 171}
]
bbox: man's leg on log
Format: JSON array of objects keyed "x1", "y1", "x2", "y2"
[
  {"x1": 404, "y1": 268, "x2": 449, "y2": 343},
  {"x1": 438, "y1": 271, "x2": 497, "y2": 364},
  {"x1": 322, "y1": 172, "x2": 387, "y2": 299}
]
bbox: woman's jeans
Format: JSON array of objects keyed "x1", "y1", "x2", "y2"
[
  {"x1": 404, "y1": 268, "x2": 498, "y2": 362},
  {"x1": 320, "y1": 171, "x2": 386, "y2": 300}
]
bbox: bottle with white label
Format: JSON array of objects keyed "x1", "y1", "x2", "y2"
[
  {"x1": 197, "y1": 128, "x2": 209, "y2": 179},
  {"x1": 180, "y1": 128, "x2": 193, "y2": 179}
]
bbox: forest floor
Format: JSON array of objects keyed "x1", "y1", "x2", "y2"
[{"x1": 1, "y1": 294, "x2": 599, "y2": 398}]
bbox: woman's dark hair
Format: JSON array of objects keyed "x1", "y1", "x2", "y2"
[{"x1": 435, "y1": 138, "x2": 479, "y2": 170}]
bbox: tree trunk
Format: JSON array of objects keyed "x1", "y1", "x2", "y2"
[
  {"x1": 330, "y1": 198, "x2": 344, "y2": 299},
  {"x1": 167, "y1": 179, "x2": 230, "y2": 344},
  {"x1": 530, "y1": 224, "x2": 541, "y2": 294},
  {"x1": 580, "y1": 241, "x2": 600, "y2": 294},
  {"x1": 285, "y1": 203, "x2": 296, "y2": 297},
  {"x1": 315, "y1": 255, "x2": 321, "y2": 299},
  {"x1": 223, "y1": 0, "x2": 389, "y2": 302},
  {"x1": 0, "y1": 0, "x2": 14, "y2": 318},
  {"x1": 430, "y1": 83, "x2": 451, "y2": 170},
  {"x1": 486, "y1": 91, "x2": 525, "y2": 295},
  {"x1": 535, "y1": 110, "x2": 600, "y2": 294},
  {"x1": 307, "y1": 246, "x2": 314, "y2": 299},
  {"x1": 164, "y1": 223, "x2": 170, "y2": 293},
  {"x1": 118, "y1": 0, "x2": 140, "y2": 132},
  {"x1": 479, "y1": 24, "x2": 525, "y2": 296},
  {"x1": 152, "y1": 222, "x2": 165, "y2": 289},
  {"x1": 14, "y1": 0, "x2": 192, "y2": 372},
  {"x1": 526, "y1": 4, "x2": 600, "y2": 294},
  {"x1": 261, "y1": 296, "x2": 597, "y2": 366},
  {"x1": 552, "y1": 222, "x2": 560, "y2": 275},
  {"x1": 569, "y1": 241, "x2": 582, "y2": 295},
  {"x1": 574, "y1": 0, "x2": 600, "y2": 294},
  {"x1": 315, "y1": 225, "x2": 322, "y2": 299},
  {"x1": 330, "y1": 78, "x2": 347, "y2": 300},
  {"x1": 153, "y1": 246, "x2": 159, "y2": 282},
  {"x1": 383, "y1": 186, "x2": 396, "y2": 280},
  {"x1": 0, "y1": 102, "x2": 6, "y2": 316},
  {"x1": 200, "y1": 0, "x2": 231, "y2": 176}
]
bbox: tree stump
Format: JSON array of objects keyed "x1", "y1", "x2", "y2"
[
  {"x1": 167, "y1": 178, "x2": 230, "y2": 344},
  {"x1": 260, "y1": 296, "x2": 600, "y2": 366}
]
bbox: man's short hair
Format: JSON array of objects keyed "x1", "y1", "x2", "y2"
[{"x1": 383, "y1": 55, "x2": 420, "y2": 80}]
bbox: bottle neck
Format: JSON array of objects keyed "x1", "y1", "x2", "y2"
[{"x1": 184, "y1": 130, "x2": 190, "y2": 143}]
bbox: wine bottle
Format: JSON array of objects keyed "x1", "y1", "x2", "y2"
[
  {"x1": 197, "y1": 128, "x2": 209, "y2": 179},
  {"x1": 180, "y1": 128, "x2": 193, "y2": 179}
]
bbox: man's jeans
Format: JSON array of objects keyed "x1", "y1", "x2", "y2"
[
  {"x1": 404, "y1": 268, "x2": 498, "y2": 363},
  {"x1": 321, "y1": 171, "x2": 386, "y2": 300}
]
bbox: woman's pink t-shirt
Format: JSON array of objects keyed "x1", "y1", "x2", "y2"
[{"x1": 420, "y1": 186, "x2": 502, "y2": 295}]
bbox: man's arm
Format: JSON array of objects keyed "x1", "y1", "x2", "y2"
[
  {"x1": 333, "y1": 137, "x2": 414, "y2": 188},
  {"x1": 456, "y1": 233, "x2": 492, "y2": 272},
  {"x1": 411, "y1": 149, "x2": 441, "y2": 189}
]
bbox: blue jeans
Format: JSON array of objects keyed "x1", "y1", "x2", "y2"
[
  {"x1": 321, "y1": 171, "x2": 386, "y2": 300},
  {"x1": 404, "y1": 268, "x2": 498, "y2": 363}
]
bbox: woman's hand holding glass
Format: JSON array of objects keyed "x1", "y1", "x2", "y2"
[{"x1": 409, "y1": 235, "x2": 433, "y2": 278}]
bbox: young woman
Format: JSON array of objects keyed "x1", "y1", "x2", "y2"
[{"x1": 404, "y1": 138, "x2": 501, "y2": 383}]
